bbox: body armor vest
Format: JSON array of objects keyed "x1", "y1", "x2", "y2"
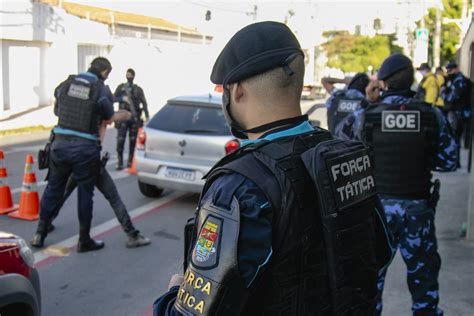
[
  {"x1": 118, "y1": 83, "x2": 142, "y2": 118},
  {"x1": 57, "y1": 75, "x2": 102, "y2": 135},
  {"x1": 327, "y1": 92, "x2": 366, "y2": 132},
  {"x1": 178, "y1": 129, "x2": 390, "y2": 315},
  {"x1": 363, "y1": 102, "x2": 439, "y2": 199}
]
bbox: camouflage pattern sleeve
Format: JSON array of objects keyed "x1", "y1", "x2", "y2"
[
  {"x1": 433, "y1": 108, "x2": 458, "y2": 172},
  {"x1": 444, "y1": 75, "x2": 467, "y2": 104},
  {"x1": 334, "y1": 109, "x2": 365, "y2": 141}
]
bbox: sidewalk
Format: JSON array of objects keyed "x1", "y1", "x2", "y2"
[
  {"x1": 0, "y1": 105, "x2": 56, "y2": 132},
  {"x1": 382, "y1": 149, "x2": 474, "y2": 315}
]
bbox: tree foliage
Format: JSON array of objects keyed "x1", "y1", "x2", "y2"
[
  {"x1": 322, "y1": 31, "x2": 401, "y2": 73},
  {"x1": 418, "y1": 0, "x2": 468, "y2": 65}
]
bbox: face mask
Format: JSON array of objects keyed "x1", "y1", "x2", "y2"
[
  {"x1": 222, "y1": 85, "x2": 248, "y2": 139},
  {"x1": 127, "y1": 77, "x2": 134, "y2": 84}
]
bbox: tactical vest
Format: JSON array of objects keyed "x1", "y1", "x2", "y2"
[
  {"x1": 363, "y1": 102, "x2": 439, "y2": 199},
  {"x1": 327, "y1": 93, "x2": 366, "y2": 133},
  {"x1": 177, "y1": 129, "x2": 391, "y2": 316},
  {"x1": 118, "y1": 84, "x2": 142, "y2": 118},
  {"x1": 57, "y1": 75, "x2": 102, "y2": 135}
]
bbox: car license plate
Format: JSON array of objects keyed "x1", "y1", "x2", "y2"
[{"x1": 165, "y1": 167, "x2": 196, "y2": 181}]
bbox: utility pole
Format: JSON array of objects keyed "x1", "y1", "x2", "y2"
[
  {"x1": 433, "y1": 4, "x2": 441, "y2": 67},
  {"x1": 443, "y1": 0, "x2": 472, "y2": 42},
  {"x1": 462, "y1": 0, "x2": 468, "y2": 21}
]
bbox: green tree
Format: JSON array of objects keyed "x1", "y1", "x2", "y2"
[
  {"x1": 322, "y1": 32, "x2": 399, "y2": 73},
  {"x1": 418, "y1": 0, "x2": 469, "y2": 65}
]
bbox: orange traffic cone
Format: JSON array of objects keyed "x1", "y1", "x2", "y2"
[
  {"x1": 126, "y1": 128, "x2": 141, "y2": 175},
  {"x1": 0, "y1": 151, "x2": 19, "y2": 214},
  {"x1": 9, "y1": 154, "x2": 39, "y2": 221},
  {"x1": 125, "y1": 156, "x2": 137, "y2": 174}
]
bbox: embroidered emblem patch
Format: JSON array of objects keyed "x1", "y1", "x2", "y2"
[{"x1": 195, "y1": 219, "x2": 219, "y2": 263}]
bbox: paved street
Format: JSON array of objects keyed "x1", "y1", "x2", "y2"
[{"x1": 0, "y1": 102, "x2": 472, "y2": 315}]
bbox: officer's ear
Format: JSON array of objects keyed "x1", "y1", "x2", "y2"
[
  {"x1": 101, "y1": 69, "x2": 111, "y2": 80},
  {"x1": 229, "y1": 82, "x2": 245, "y2": 104}
]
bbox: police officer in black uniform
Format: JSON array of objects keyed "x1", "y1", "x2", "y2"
[
  {"x1": 153, "y1": 21, "x2": 393, "y2": 316},
  {"x1": 31, "y1": 57, "x2": 114, "y2": 252},
  {"x1": 325, "y1": 72, "x2": 370, "y2": 132},
  {"x1": 114, "y1": 68, "x2": 149, "y2": 170}
]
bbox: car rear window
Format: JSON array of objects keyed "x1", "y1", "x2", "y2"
[{"x1": 147, "y1": 103, "x2": 231, "y2": 135}]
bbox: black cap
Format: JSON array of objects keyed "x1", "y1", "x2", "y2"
[
  {"x1": 446, "y1": 61, "x2": 458, "y2": 69},
  {"x1": 127, "y1": 68, "x2": 135, "y2": 76},
  {"x1": 347, "y1": 73, "x2": 370, "y2": 94},
  {"x1": 377, "y1": 53, "x2": 412, "y2": 80},
  {"x1": 416, "y1": 63, "x2": 430, "y2": 71},
  {"x1": 210, "y1": 21, "x2": 303, "y2": 85}
]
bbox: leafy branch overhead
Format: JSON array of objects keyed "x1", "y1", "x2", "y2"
[
  {"x1": 322, "y1": 31, "x2": 402, "y2": 73},
  {"x1": 417, "y1": 0, "x2": 469, "y2": 65}
]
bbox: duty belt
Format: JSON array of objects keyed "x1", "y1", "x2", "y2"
[{"x1": 55, "y1": 134, "x2": 99, "y2": 144}]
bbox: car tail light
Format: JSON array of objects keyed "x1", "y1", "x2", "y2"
[
  {"x1": 137, "y1": 128, "x2": 146, "y2": 150},
  {"x1": 225, "y1": 139, "x2": 240, "y2": 155},
  {"x1": 0, "y1": 237, "x2": 33, "y2": 278},
  {"x1": 17, "y1": 238, "x2": 35, "y2": 268},
  {"x1": 214, "y1": 85, "x2": 223, "y2": 93}
]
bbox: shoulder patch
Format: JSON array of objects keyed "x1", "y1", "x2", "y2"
[
  {"x1": 381, "y1": 110, "x2": 420, "y2": 132},
  {"x1": 192, "y1": 215, "x2": 222, "y2": 269},
  {"x1": 337, "y1": 99, "x2": 361, "y2": 113},
  {"x1": 326, "y1": 149, "x2": 376, "y2": 209}
]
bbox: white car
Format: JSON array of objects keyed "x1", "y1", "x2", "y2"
[{"x1": 135, "y1": 94, "x2": 239, "y2": 197}]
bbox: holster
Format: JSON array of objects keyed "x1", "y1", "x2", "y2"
[{"x1": 38, "y1": 132, "x2": 55, "y2": 170}]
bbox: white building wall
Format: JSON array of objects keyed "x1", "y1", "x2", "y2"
[
  {"x1": 0, "y1": 0, "x2": 215, "y2": 122},
  {"x1": 0, "y1": 0, "x2": 111, "y2": 119},
  {"x1": 459, "y1": 21, "x2": 474, "y2": 77}
]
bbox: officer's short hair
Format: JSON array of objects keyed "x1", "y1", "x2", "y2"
[
  {"x1": 383, "y1": 66, "x2": 414, "y2": 91},
  {"x1": 89, "y1": 57, "x2": 112, "y2": 74},
  {"x1": 243, "y1": 54, "x2": 305, "y2": 101},
  {"x1": 127, "y1": 68, "x2": 135, "y2": 76}
]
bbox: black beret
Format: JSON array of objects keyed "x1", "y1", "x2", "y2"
[
  {"x1": 416, "y1": 63, "x2": 430, "y2": 71},
  {"x1": 378, "y1": 53, "x2": 413, "y2": 80},
  {"x1": 446, "y1": 61, "x2": 458, "y2": 69},
  {"x1": 211, "y1": 21, "x2": 303, "y2": 85},
  {"x1": 347, "y1": 73, "x2": 370, "y2": 94}
]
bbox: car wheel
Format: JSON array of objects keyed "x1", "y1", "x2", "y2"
[{"x1": 138, "y1": 180, "x2": 164, "y2": 197}]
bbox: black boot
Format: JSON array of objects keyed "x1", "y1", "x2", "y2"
[
  {"x1": 127, "y1": 156, "x2": 133, "y2": 168},
  {"x1": 126, "y1": 232, "x2": 151, "y2": 248},
  {"x1": 77, "y1": 227, "x2": 104, "y2": 253},
  {"x1": 47, "y1": 223, "x2": 55, "y2": 233},
  {"x1": 116, "y1": 154, "x2": 124, "y2": 170},
  {"x1": 30, "y1": 219, "x2": 50, "y2": 248}
]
